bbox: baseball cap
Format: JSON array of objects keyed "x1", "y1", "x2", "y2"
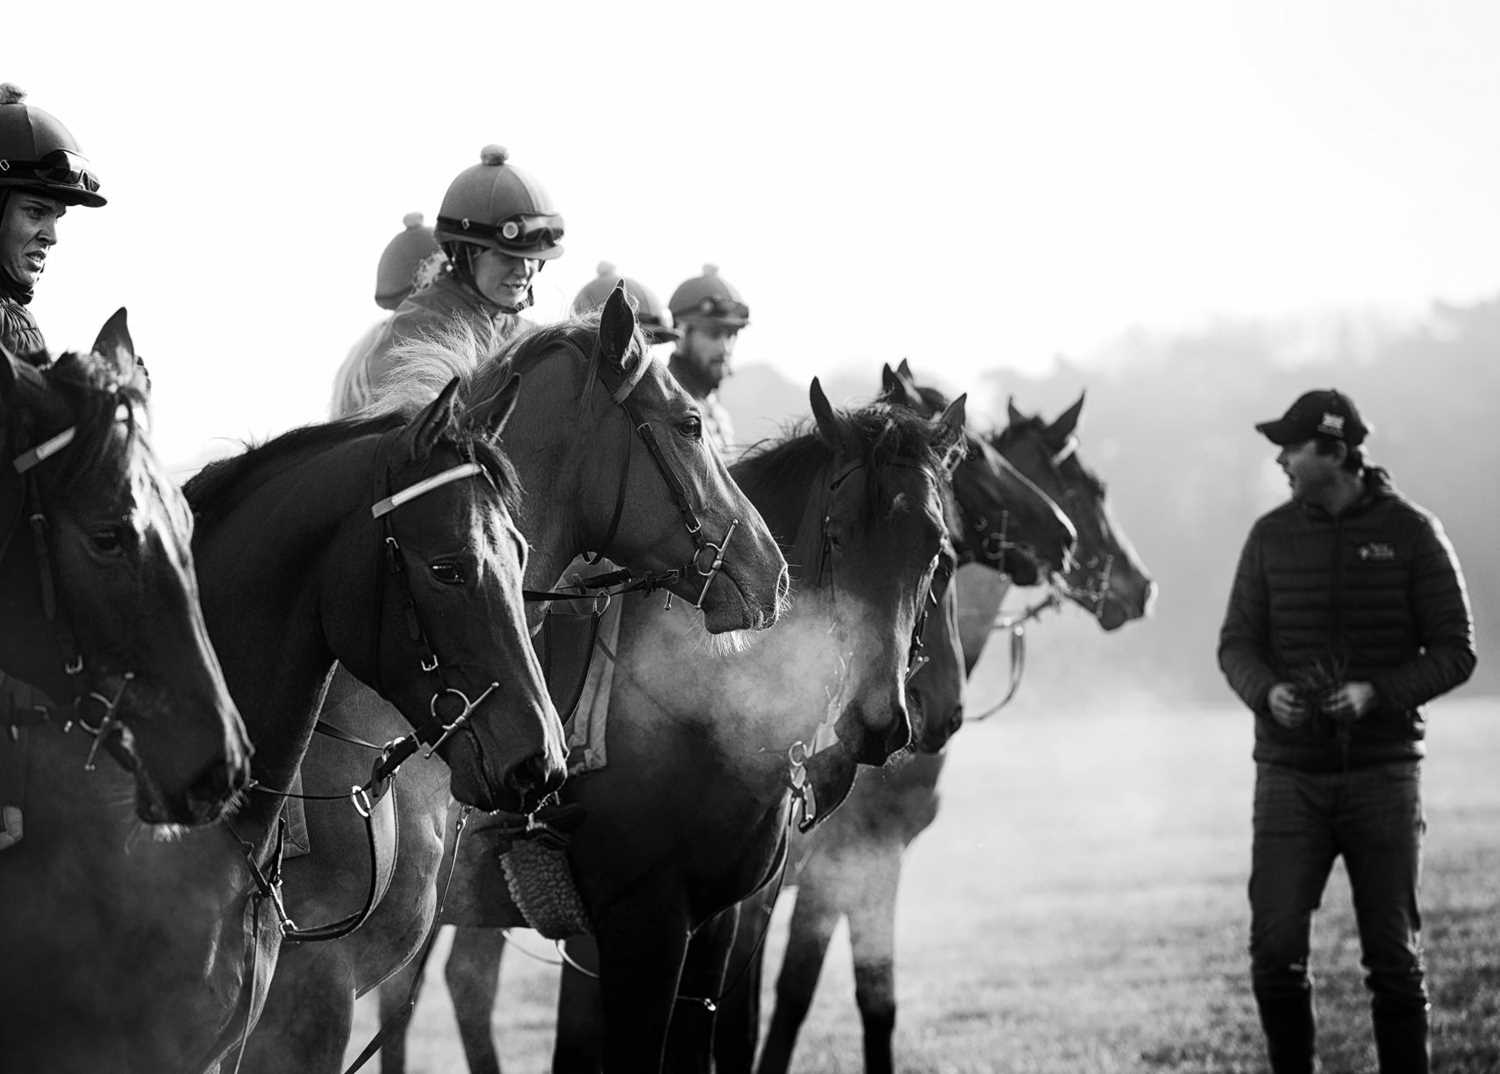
[{"x1": 1255, "y1": 389, "x2": 1370, "y2": 447}]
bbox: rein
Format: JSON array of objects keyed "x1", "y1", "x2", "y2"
[{"x1": 966, "y1": 587, "x2": 1062, "y2": 721}]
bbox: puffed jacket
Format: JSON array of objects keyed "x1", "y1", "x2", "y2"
[{"x1": 1218, "y1": 467, "x2": 1475, "y2": 770}]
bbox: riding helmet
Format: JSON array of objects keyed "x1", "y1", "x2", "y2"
[
  {"x1": 572, "y1": 262, "x2": 680, "y2": 344},
  {"x1": 0, "y1": 84, "x2": 105, "y2": 208},
  {"x1": 668, "y1": 264, "x2": 749, "y2": 329},
  {"x1": 435, "y1": 145, "x2": 564, "y2": 261}
]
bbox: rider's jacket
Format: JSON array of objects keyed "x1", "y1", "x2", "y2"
[
  {"x1": 0, "y1": 274, "x2": 46, "y2": 366},
  {"x1": 362, "y1": 270, "x2": 528, "y2": 401},
  {"x1": 1218, "y1": 467, "x2": 1475, "y2": 771}
]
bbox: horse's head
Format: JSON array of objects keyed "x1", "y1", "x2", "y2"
[
  {"x1": 880, "y1": 361, "x2": 1076, "y2": 583},
  {"x1": 327, "y1": 379, "x2": 567, "y2": 812},
  {"x1": 996, "y1": 394, "x2": 1155, "y2": 630},
  {"x1": 481, "y1": 284, "x2": 788, "y2": 634},
  {"x1": 765, "y1": 379, "x2": 964, "y2": 771},
  {"x1": 0, "y1": 311, "x2": 250, "y2": 826}
]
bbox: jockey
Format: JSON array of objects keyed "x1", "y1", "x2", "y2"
[
  {"x1": 571, "y1": 261, "x2": 680, "y2": 348},
  {"x1": 358, "y1": 145, "x2": 564, "y2": 399},
  {"x1": 374, "y1": 211, "x2": 444, "y2": 311},
  {"x1": 0, "y1": 84, "x2": 106, "y2": 366},
  {"x1": 667, "y1": 264, "x2": 748, "y2": 454}
]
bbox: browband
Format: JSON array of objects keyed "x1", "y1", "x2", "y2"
[{"x1": 371, "y1": 462, "x2": 482, "y2": 519}]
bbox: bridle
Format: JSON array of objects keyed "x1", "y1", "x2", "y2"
[
  {"x1": 2, "y1": 412, "x2": 141, "y2": 773},
  {"x1": 524, "y1": 339, "x2": 738, "y2": 612},
  {"x1": 365, "y1": 428, "x2": 506, "y2": 765}
]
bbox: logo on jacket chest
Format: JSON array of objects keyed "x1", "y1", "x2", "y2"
[{"x1": 1357, "y1": 541, "x2": 1396, "y2": 562}]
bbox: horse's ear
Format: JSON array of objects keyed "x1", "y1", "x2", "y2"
[
  {"x1": 810, "y1": 377, "x2": 846, "y2": 453},
  {"x1": 1007, "y1": 395, "x2": 1026, "y2": 427},
  {"x1": 598, "y1": 282, "x2": 638, "y2": 372},
  {"x1": 410, "y1": 377, "x2": 462, "y2": 460},
  {"x1": 878, "y1": 363, "x2": 923, "y2": 409},
  {"x1": 1048, "y1": 391, "x2": 1086, "y2": 441},
  {"x1": 472, "y1": 373, "x2": 522, "y2": 440},
  {"x1": 933, "y1": 393, "x2": 968, "y2": 471},
  {"x1": 91, "y1": 308, "x2": 137, "y2": 374},
  {"x1": 896, "y1": 358, "x2": 915, "y2": 380}
]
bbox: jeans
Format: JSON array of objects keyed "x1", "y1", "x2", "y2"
[{"x1": 1248, "y1": 761, "x2": 1428, "y2": 1073}]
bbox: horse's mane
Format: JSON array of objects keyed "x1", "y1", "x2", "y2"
[
  {"x1": 29, "y1": 350, "x2": 154, "y2": 491},
  {"x1": 341, "y1": 311, "x2": 629, "y2": 423},
  {"x1": 184, "y1": 413, "x2": 523, "y2": 527},
  {"x1": 734, "y1": 403, "x2": 948, "y2": 578}
]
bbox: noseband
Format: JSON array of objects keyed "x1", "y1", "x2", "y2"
[{"x1": 3, "y1": 419, "x2": 140, "y2": 773}]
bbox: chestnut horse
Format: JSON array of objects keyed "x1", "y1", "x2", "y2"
[
  {"x1": 0, "y1": 378, "x2": 563, "y2": 1072},
  {"x1": 238, "y1": 288, "x2": 789, "y2": 1073},
  {"x1": 0, "y1": 311, "x2": 248, "y2": 828},
  {"x1": 744, "y1": 367, "x2": 1156, "y2": 1074}
]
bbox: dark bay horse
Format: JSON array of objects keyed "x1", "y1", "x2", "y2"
[
  {"x1": 0, "y1": 311, "x2": 249, "y2": 827},
  {"x1": 745, "y1": 370, "x2": 1156, "y2": 1074},
  {"x1": 390, "y1": 382, "x2": 967, "y2": 1073},
  {"x1": 397, "y1": 365, "x2": 1078, "y2": 1074},
  {"x1": 239, "y1": 288, "x2": 791, "y2": 1073},
  {"x1": 0, "y1": 378, "x2": 563, "y2": 1073}
]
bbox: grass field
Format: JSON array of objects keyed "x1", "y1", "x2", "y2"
[{"x1": 350, "y1": 695, "x2": 1500, "y2": 1073}]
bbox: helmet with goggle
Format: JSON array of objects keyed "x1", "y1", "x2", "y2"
[
  {"x1": 435, "y1": 144, "x2": 563, "y2": 261},
  {"x1": 0, "y1": 84, "x2": 105, "y2": 208},
  {"x1": 375, "y1": 211, "x2": 442, "y2": 310},
  {"x1": 668, "y1": 264, "x2": 749, "y2": 329},
  {"x1": 572, "y1": 262, "x2": 680, "y2": 344}
]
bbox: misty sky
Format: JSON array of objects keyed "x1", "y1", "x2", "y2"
[{"x1": 10, "y1": 0, "x2": 1500, "y2": 465}]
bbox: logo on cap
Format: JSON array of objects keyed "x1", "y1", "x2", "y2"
[{"x1": 1317, "y1": 413, "x2": 1346, "y2": 437}]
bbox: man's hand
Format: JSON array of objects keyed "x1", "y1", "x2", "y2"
[
  {"x1": 1320, "y1": 681, "x2": 1378, "y2": 722},
  {"x1": 0, "y1": 805, "x2": 22, "y2": 851},
  {"x1": 1268, "y1": 683, "x2": 1310, "y2": 729}
]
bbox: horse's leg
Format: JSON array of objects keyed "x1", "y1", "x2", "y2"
[
  {"x1": 552, "y1": 935, "x2": 605, "y2": 1074},
  {"x1": 663, "y1": 906, "x2": 738, "y2": 1074},
  {"x1": 593, "y1": 888, "x2": 692, "y2": 1074},
  {"x1": 755, "y1": 878, "x2": 842, "y2": 1074},
  {"x1": 444, "y1": 925, "x2": 507, "y2": 1074},
  {"x1": 846, "y1": 847, "x2": 903, "y2": 1074},
  {"x1": 239, "y1": 949, "x2": 357, "y2": 1074},
  {"x1": 377, "y1": 928, "x2": 439, "y2": 1074},
  {"x1": 714, "y1": 883, "x2": 779, "y2": 1074}
]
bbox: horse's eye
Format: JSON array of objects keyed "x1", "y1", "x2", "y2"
[
  {"x1": 89, "y1": 525, "x2": 127, "y2": 555},
  {"x1": 679, "y1": 416, "x2": 703, "y2": 441},
  {"x1": 430, "y1": 561, "x2": 466, "y2": 586}
]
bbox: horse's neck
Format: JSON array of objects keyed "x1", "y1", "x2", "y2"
[
  {"x1": 499, "y1": 356, "x2": 605, "y2": 594},
  {"x1": 956, "y1": 565, "x2": 1012, "y2": 674},
  {"x1": 194, "y1": 437, "x2": 373, "y2": 796}
]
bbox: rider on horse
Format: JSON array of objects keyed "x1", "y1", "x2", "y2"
[
  {"x1": 374, "y1": 211, "x2": 444, "y2": 312},
  {"x1": 358, "y1": 145, "x2": 565, "y2": 400},
  {"x1": 572, "y1": 262, "x2": 680, "y2": 348},
  {"x1": 667, "y1": 264, "x2": 749, "y2": 454},
  {"x1": 0, "y1": 84, "x2": 106, "y2": 367},
  {"x1": 1, "y1": 85, "x2": 107, "y2": 850}
]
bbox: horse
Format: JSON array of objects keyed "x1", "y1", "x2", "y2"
[
  {"x1": 376, "y1": 381, "x2": 966, "y2": 1074},
  {"x1": 0, "y1": 377, "x2": 564, "y2": 1073},
  {"x1": 0, "y1": 311, "x2": 249, "y2": 829},
  {"x1": 237, "y1": 286, "x2": 791, "y2": 1073},
  {"x1": 384, "y1": 361, "x2": 1079, "y2": 1074},
  {"x1": 744, "y1": 366, "x2": 1156, "y2": 1074}
]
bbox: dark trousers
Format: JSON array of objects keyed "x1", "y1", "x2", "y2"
[{"x1": 1249, "y1": 761, "x2": 1428, "y2": 1073}]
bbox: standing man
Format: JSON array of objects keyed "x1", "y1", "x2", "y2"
[
  {"x1": 0, "y1": 84, "x2": 106, "y2": 365},
  {"x1": 1218, "y1": 389, "x2": 1476, "y2": 1074},
  {"x1": 667, "y1": 263, "x2": 748, "y2": 454}
]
